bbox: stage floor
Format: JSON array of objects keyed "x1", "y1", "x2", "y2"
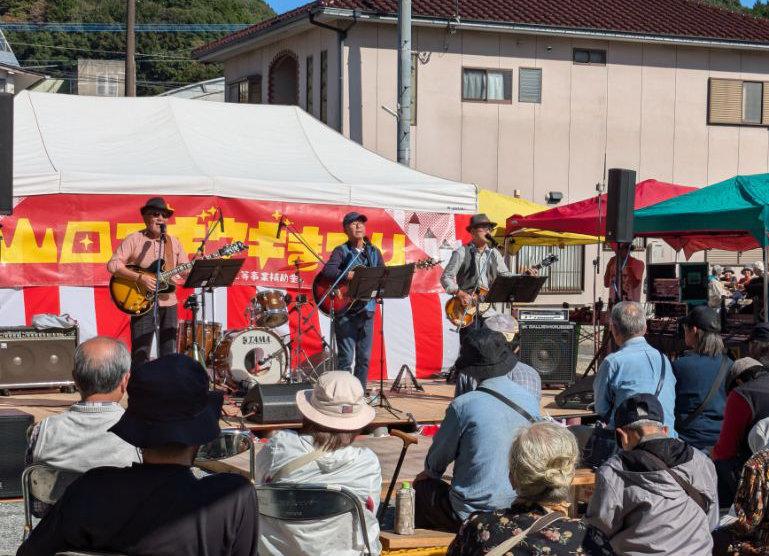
[{"x1": 0, "y1": 379, "x2": 594, "y2": 430}]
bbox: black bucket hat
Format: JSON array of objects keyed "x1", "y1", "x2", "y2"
[
  {"x1": 140, "y1": 197, "x2": 174, "y2": 218},
  {"x1": 110, "y1": 354, "x2": 222, "y2": 449},
  {"x1": 455, "y1": 327, "x2": 517, "y2": 382}
]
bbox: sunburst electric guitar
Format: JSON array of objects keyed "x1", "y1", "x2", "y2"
[
  {"x1": 445, "y1": 253, "x2": 559, "y2": 328},
  {"x1": 109, "y1": 241, "x2": 247, "y2": 316}
]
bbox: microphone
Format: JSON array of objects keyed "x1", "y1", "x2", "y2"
[
  {"x1": 276, "y1": 217, "x2": 286, "y2": 239},
  {"x1": 363, "y1": 235, "x2": 371, "y2": 245},
  {"x1": 484, "y1": 233, "x2": 498, "y2": 248},
  {"x1": 218, "y1": 207, "x2": 224, "y2": 232},
  {"x1": 159, "y1": 223, "x2": 167, "y2": 238}
]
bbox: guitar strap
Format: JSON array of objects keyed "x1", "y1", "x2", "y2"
[{"x1": 162, "y1": 234, "x2": 174, "y2": 272}]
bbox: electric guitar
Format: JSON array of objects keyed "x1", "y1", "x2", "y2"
[
  {"x1": 109, "y1": 241, "x2": 247, "y2": 316},
  {"x1": 445, "y1": 253, "x2": 559, "y2": 328},
  {"x1": 312, "y1": 257, "x2": 440, "y2": 318}
]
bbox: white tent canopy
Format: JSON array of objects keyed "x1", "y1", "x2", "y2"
[{"x1": 13, "y1": 91, "x2": 477, "y2": 213}]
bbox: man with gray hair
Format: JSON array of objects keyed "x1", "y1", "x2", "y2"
[
  {"x1": 27, "y1": 337, "x2": 140, "y2": 489},
  {"x1": 593, "y1": 301, "x2": 677, "y2": 435},
  {"x1": 586, "y1": 394, "x2": 718, "y2": 555}
]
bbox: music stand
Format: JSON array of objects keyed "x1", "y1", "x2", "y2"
[
  {"x1": 348, "y1": 264, "x2": 416, "y2": 417},
  {"x1": 184, "y1": 258, "x2": 245, "y2": 386},
  {"x1": 486, "y1": 275, "x2": 548, "y2": 304}
]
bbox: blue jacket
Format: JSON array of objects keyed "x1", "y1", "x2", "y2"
[
  {"x1": 594, "y1": 336, "x2": 678, "y2": 436},
  {"x1": 321, "y1": 241, "x2": 383, "y2": 314},
  {"x1": 424, "y1": 376, "x2": 540, "y2": 519},
  {"x1": 672, "y1": 352, "x2": 730, "y2": 449}
]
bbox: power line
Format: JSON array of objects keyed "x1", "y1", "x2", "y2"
[
  {"x1": 0, "y1": 23, "x2": 251, "y2": 32},
  {"x1": 8, "y1": 41, "x2": 199, "y2": 60}
]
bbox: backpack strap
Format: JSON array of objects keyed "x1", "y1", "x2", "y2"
[
  {"x1": 270, "y1": 449, "x2": 327, "y2": 482},
  {"x1": 485, "y1": 511, "x2": 565, "y2": 556},
  {"x1": 476, "y1": 387, "x2": 537, "y2": 423},
  {"x1": 654, "y1": 349, "x2": 667, "y2": 397},
  {"x1": 634, "y1": 450, "x2": 710, "y2": 514},
  {"x1": 676, "y1": 355, "x2": 731, "y2": 431}
]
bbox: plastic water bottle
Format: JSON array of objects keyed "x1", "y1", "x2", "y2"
[{"x1": 394, "y1": 481, "x2": 415, "y2": 535}]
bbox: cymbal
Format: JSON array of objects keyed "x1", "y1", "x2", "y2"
[{"x1": 277, "y1": 261, "x2": 315, "y2": 271}]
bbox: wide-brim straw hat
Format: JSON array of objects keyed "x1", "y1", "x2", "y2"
[{"x1": 296, "y1": 371, "x2": 376, "y2": 431}]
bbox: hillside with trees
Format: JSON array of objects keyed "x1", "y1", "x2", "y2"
[{"x1": 0, "y1": 0, "x2": 274, "y2": 95}]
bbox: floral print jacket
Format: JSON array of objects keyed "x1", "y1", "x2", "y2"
[{"x1": 447, "y1": 501, "x2": 615, "y2": 556}]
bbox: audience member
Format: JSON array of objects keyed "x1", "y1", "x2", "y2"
[
  {"x1": 25, "y1": 337, "x2": 140, "y2": 515},
  {"x1": 414, "y1": 327, "x2": 541, "y2": 533},
  {"x1": 585, "y1": 394, "x2": 719, "y2": 556},
  {"x1": 594, "y1": 302, "x2": 677, "y2": 434},
  {"x1": 712, "y1": 417, "x2": 769, "y2": 555},
  {"x1": 17, "y1": 354, "x2": 258, "y2": 556},
  {"x1": 738, "y1": 267, "x2": 754, "y2": 290},
  {"x1": 713, "y1": 335, "x2": 769, "y2": 506},
  {"x1": 723, "y1": 268, "x2": 737, "y2": 289},
  {"x1": 448, "y1": 422, "x2": 613, "y2": 556},
  {"x1": 454, "y1": 327, "x2": 541, "y2": 401},
  {"x1": 253, "y1": 371, "x2": 381, "y2": 556},
  {"x1": 672, "y1": 306, "x2": 731, "y2": 452}
]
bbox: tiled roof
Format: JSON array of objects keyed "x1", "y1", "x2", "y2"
[{"x1": 194, "y1": 0, "x2": 769, "y2": 58}]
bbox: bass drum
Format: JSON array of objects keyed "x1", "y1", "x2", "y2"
[{"x1": 213, "y1": 328, "x2": 288, "y2": 387}]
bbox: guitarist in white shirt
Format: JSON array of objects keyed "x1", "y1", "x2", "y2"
[{"x1": 107, "y1": 197, "x2": 189, "y2": 369}]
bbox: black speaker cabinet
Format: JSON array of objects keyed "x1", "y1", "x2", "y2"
[
  {"x1": 241, "y1": 382, "x2": 310, "y2": 424},
  {"x1": 0, "y1": 409, "x2": 34, "y2": 497},
  {"x1": 0, "y1": 327, "x2": 78, "y2": 391},
  {"x1": 0, "y1": 92, "x2": 12, "y2": 215},
  {"x1": 605, "y1": 168, "x2": 637, "y2": 244},
  {"x1": 519, "y1": 322, "x2": 577, "y2": 386}
]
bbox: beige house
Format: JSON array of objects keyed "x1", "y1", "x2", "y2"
[{"x1": 195, "y1": 0, "x2": 769, "y2": 304}]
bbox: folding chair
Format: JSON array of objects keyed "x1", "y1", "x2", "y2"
[
  {"x1": 255, "y1": 482, "x2": 373, "y2": 555},
  {"x1": 22, "y1": 463, "x2": 81, "y2": 540}
]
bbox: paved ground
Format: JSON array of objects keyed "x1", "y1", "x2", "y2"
[{"x1": 1, "y1": 501, "x2": 26, "y2": 556}]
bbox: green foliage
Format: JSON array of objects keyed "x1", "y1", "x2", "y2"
[{"x1": 0, "y1": 0, "x2": 274, "y2": 95}]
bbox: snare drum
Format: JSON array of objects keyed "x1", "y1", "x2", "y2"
[
  {"x1": 213, "y1": 328, "x2": 288, "y2": 386},
  {"x1": 176, "y1": 320, "x2": 222, "y2": 364},
  {"x1": 247, "y1": 290, "x2": 289, "y2": 328}
]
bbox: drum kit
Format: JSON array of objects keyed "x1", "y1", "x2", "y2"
[{"x1": 178, "y1": 255, "x2": 333, "y2": 393}]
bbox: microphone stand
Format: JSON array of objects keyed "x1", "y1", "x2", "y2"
[
  {"x1": 153, "y1": 224, "x2": 166, "y2": 357},
  {"x1": 194, "y1": 209, "x2": 223, "y2": 361}
]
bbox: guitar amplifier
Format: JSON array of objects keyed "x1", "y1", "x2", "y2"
[
  {"x1": 519, "y1": 321, "x2": 577, "y2": 386},
  {"x1": 241, "y1": 383, "x2": 310, "y2": 424},
  {"x1": 0, "y1": 327, "x2": 78, "y2": 391},
  {"x1": 0, "y1": 409, "x2": 34, "y2": 497}
]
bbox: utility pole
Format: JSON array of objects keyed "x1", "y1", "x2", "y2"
[
  {"x1": 125, "y1": 0, "x2": 136, "y2": 96},
  {"x1": 396, "y1": 0, "x2": 411, "y2": 166}
]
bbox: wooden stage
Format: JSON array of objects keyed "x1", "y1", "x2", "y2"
[{"x1": 1, "y1": 379, "x2": 594, "y2": 431}]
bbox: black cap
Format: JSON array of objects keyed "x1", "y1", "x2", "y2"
[
  {"x1": 614, "y1": 393, "x2": 664, "y2": 429},
  {"x1": 109, "y1": 354, "x2": 222, "y2": 448},
  {"x1": 680, "y1": 305, "x2": 720, "y2": 333},
  {"x1": 455, "y1": 327, "x2": 516, "y2": 383},
  {"x1": 342, "y1": 211, "x2": 367, "y2": 227},
  {"x1": 750, "y1": 323, "x2": 769, "y2": 342},
  {"x1": 140, "y1": 197, "x2": 174, "y2": 217}
]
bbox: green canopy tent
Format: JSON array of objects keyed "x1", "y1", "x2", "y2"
[{"x1": 634, "y1": 173, "x2": 769, "y2": 321}]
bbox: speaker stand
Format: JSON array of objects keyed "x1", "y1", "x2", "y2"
[{"x1": 390, "y1": 364, "x2": 424, "y2": 393}]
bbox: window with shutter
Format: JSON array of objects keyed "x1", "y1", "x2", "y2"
[
  {"x1": 709, "y1": 78, "x2": 769, "y2": 126},
  {"x1": 706, "y1": 248, "x2": 763, "y2": 267},
  {"x1": 519, "y1": 68, "x2": 542, "y2": 103},
  {"x1": 516, "y1": 245, "x2": 584, "y2": 294}
]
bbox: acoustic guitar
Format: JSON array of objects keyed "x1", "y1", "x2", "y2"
[
  {"x1": 312, "y1": 257, "x2": 439, "y2": 318},
  {"x1": 109, "y1": 241, "x2": 247, "y2": 316},
  {"x1": 444, "y1": 253, "x2": 559, "y2": 328}
]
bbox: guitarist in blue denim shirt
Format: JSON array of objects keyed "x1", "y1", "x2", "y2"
[{"x1": 320, "y1": 212, "x2": 383, "y2": 390}]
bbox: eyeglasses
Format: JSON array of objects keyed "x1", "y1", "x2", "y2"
[{"x1": 146, "y1": 211, "x2": 167, "y2": 218}]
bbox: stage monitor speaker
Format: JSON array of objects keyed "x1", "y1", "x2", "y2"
[
  {"x1": 0, "y1": 409, "x2": 34, "y2": 497},
  {"x1": 605, "y1": 168, "x2": 636, "y2": 244},
  {"x1": 519, "y1": 321, "x2": 577, "y2": 386},
  {"x1": 0, "y1": 327, "x2": 78, "y2": 391},
  {"x1": 0, "y1": 92, "x2": 12, "y2": 215},
  {"x1": 241, "y1": 382, "x2": 310, "y2": 424}
]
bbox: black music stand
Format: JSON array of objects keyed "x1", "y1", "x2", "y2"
[
  {"x1": 348, "y1": 264, "x2": 416, "y2": 417},
  {"x1": 486, "y1": 275, "x2": 548, "y2": 304},
  {"x1": 184, "y1": 258, "x2": 245, "y2": 386}
]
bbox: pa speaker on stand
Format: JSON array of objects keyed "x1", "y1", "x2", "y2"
[{"x1": 605, "y1": 168, "x2": 636, "y2": 244}]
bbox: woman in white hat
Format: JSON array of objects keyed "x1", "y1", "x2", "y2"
[{"x1": 253, "y1": 371, "x2": 381, "y2": 555}]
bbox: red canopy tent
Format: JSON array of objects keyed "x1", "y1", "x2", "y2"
[{"x1": 505, "y1": 179, "x2": 696, "y2": 237}]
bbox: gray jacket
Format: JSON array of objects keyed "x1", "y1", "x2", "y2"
[{"x1": 585, "y1": 437, "x2": 719, "y2": 556}]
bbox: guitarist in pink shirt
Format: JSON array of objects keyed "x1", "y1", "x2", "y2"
[{"x1": 107, "y1": 198, "x2": 188, "y2": 368}]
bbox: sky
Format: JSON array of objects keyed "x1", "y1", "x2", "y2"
[{"x1": 266, "y1": 0, "x2": 757, "y2": 14}]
